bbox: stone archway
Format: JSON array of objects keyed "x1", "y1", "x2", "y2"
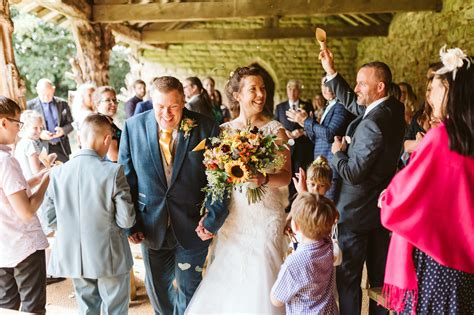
[{"x1": 249, "y1": 62, "x2": 275, "y2": 117}]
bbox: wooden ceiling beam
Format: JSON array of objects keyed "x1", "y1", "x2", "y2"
[
  {"x1": 34, "y1": 0, "x2": 91, "y2": 20},
  {"x1": 93, "y1": 0, "x2": 441, "y2": 23},
  {"x1": 142, "y1": 25, "x2": 389, "y2": 44}
]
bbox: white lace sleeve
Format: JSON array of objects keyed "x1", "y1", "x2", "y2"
[{"x1": 261, "y1": 120, "x2": 286, "y2": 136}]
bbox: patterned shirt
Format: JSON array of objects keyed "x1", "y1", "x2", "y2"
[
  {"x1": 0, "y1": 145, "x2": 48, "y2": 267},
  {"x1": 271, "y1": 238, "x2": 338, "y2": 315}
]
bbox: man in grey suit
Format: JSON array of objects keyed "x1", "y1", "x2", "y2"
[
  {"x1": 320, "y1": 49, "x2": 405, "y2": 315},
  {"x1": 27, "y1": 78, "x2": 74, "y2": 162},
  {"x1": 42, "y1": 114, "x2": 135, "y2": 315},
  {"x1": 119, "y1": 76, "x2": 228, "y2": 315}
]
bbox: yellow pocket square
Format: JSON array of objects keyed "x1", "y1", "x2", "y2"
[{"x1": 192, "y1": 139, "x2": 207, "y2": 152}]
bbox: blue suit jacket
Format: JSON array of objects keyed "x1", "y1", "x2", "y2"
[
  {"x1": 134, "y1": 100, "x2": 153, "y2": 116},
  {"x1": 303, "y1": 102, "x2": 354, "y2": 200},
  {"x1": 304, "y1": 101, "x2": 354, "y2": 162},
  {"x1": 118, "y1": 109, "x2": 229, "y2": 250}
]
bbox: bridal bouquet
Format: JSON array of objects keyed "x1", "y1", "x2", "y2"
[{"x1": 202, "y1": 125, "x2": 286, "y2": 210}]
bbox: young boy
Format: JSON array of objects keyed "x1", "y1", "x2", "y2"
[
  {"x1": 0, "y1": 96, "x2": 50, "y2": 314},
  {"x1": 271, "y1": 192, "x2": 339, "y2": 315},
  {"x1": 41, "y1": 113, "x2": 135, "y2": 314}
]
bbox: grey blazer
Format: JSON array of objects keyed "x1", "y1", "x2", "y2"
[
  {"x1": 186, "y1": 94, "x2": 214, "y2": 119},
  {"x1": 327, "y1": 74, "x2": 405, "y2": 231},
  {"x1": 42, "y1": 149, "x2": 135, "y2": 279}
]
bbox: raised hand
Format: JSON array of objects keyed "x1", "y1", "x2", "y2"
[
  {"x1": 292, "y1": 167, "x2": 308, "y2": 194},
  {"x1": 286, "y1": 108, "x2": 308, "y2": 127},
  {"x1": 319, "y1": 48, "x2": 336, "y2": 76}
]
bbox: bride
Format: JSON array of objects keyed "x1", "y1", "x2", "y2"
[{"x1": 186, "y1": 67, "x2": 292, "y2": 314}]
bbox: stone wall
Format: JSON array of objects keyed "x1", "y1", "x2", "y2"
[
  {"x1": 141, "y1": 37, "x2": 358, "y2": 105},
  {"x1": 137, "y1": 0, "x2": 472, "y2": 106},
  {"x1": 357, "y1": 0, "x2": 474, "y2": 99}
]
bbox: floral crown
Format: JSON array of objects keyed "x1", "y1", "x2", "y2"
[{"x1": 436, "y1": 45, "x2": 471, "y2": 80}]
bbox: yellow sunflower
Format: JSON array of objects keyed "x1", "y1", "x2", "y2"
[{"x1": 224, "y1": 160, "x2": 250, "y2": 184}]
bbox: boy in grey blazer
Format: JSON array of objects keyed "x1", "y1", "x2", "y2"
[{"x1": 42, "y1": 114, "x2": 135, "y2": 315}]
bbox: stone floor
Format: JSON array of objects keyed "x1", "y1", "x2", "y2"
[{"x1": 39, "y1": 244, "x2": 371, "y2": 314}]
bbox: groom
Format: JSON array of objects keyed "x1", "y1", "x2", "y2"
[{"x1": 119, "y1": 76, "x2": 229, "y2": 315}]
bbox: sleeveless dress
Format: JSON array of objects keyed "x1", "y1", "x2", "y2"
[{"x1": 186, "y1": 120, "x2": 288, "y2": 315}]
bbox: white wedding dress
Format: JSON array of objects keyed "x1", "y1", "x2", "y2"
[{"x1": 186, "y1": 121, "x2": 288, "y2": 315}]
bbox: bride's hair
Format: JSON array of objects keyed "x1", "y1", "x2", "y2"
[{"x1": 225, "y1": 66, "x2": 263, "y2": 108}]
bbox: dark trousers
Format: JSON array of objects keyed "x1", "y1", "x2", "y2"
[
  {"x1": 0, "y1": 250, "x2": 46, "y2": 314},
  {"x1": 141, "y1": 227, "x2": 208, "y2": 315},
  {"x1": 336, "y1": 224, "x2": 390, "y2": 315},
  {"x1": 48, "y1": 142, "x2": 69, "y2": 163},
  {"x1": 286, "y1": 137, "x2": 314, "y2": 212}
]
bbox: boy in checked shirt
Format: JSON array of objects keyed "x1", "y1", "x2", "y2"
[{"x1": 271, "y1": 192, "x2": 339, "y2": 315}]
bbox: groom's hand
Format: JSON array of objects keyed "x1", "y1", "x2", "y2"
[{"x1": 128, "y1": 232, "x2": 144, "y2": 244}]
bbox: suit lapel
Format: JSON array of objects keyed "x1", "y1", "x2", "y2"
[
  {"x1": 169, "y1": 127, "x2": 191, "y2": 188},
  {"x1": 145, "y1": 112, "x2": 167, "y2": 187},
  {"x1": 346, "y1": 115, "x2": 363, "y2": 138}
]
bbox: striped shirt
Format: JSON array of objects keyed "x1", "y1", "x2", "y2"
[{"x1": 271, "y1": 238, "x2": 339, "y2": 315}]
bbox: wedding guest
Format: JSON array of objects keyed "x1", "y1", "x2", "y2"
[
  {"x1": 184, "y1": 77, "x2": 214, "y2": 119},
  {"x1": 380, "y1": 47, "x2": 474, "y2": 314},
  {"x1": 125, "y1": 79, "x2": 146, "y2": 119},
  {"x1": 275, "y1": 79, "x2": 314, "y2": 211},
  {"x1": 203, "y1": 76, "x2": 230, "y2": 123},
  {"x1": 402, "y1": 63, "x2": 443, "y2": 164},
  {"x1": 0, "y1": 96, "x2": 50, "y2": 314},
  {"x1": 15, "y1": 110, "x2": 56, "y2": 235},
  {"x1": 72, "y1": 83, "x2": 95, "y2": 128},
  {"x1": 388, "y1": 82, "x2": 402, "y2": 101},
  {"x1": 14, "y1": 110, "x2": 55, "y2": 181},
  {"x1": 399, "y1": 82, "x2": 418, "y2": 124},
  {"x1": 271, "y1": 192, "x2": 339, "y2": 315},
  {"x1": 293, "y1": 156, "x2": 332, "y2": 196},
  {"x1": 134, "y1": 78, "x2": 159, "y2": 116},
  {"x1": 93, "y1": 86, "x2": 121, "y2": 162},
  {"x1": 312, "y1": 93, "x2": 325, "y2": 122},
  {"x1": 42, "y1": 114, "x2": 135, "y2": 315},
  {"x1": 27, "y1": 78, "x2": 74, "y2": 163},
  {"x1": 320, "y1": 48, "x2": 405, "y2": 315},
  {"x1": 287, "y1": 77, "x2": 354, "y2": 202}
]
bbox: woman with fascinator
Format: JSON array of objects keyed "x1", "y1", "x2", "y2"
[{"x1": 379, "y1": 46, "x2": 474, "y2": 313}]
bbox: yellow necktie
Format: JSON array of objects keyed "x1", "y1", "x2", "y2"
[{"x1": 159, "y1": 129, "x2": 173, "y2": 165}]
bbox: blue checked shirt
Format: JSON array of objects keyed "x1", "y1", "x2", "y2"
[{"x1": 271, "y1": 238, "x2": 339, "y2": 315}]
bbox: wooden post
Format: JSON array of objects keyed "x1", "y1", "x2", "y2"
[
  {"x1": 0, "y1": 0, "x2": 26, "y2": 107},
  {"x1": 69, "y1": 19, "x2": 115, "y2": 86}
]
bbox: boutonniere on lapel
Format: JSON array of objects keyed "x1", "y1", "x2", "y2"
[
  {"x1": 299, "y1": 103, "x2": 305, "y2": 110},
  {"x1": 180, "y1": 117, "x2": 197, "y2": 139}
]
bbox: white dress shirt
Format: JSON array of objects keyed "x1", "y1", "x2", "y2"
[
  {"x1": 363, "y1": 96, "x2": 389, "y2": 118},
  {"x1": 320, "y1": 99, "x2": 337, "y2": 123}
]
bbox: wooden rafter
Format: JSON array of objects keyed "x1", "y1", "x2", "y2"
[
  {"x1": 93, "y1": 0, "x2": 441, "y2": 24},
  {"x1": 142, "y1": 25, "x2": 389, "y2": 44}
]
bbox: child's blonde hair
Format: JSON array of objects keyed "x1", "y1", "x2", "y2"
[
  {"x1": 19, "y1": 110, "x2": 44, "y2": 138},
  {"x1": 290, "y1": 192, "x2": 339, "y2": 240},
  {"x1": 307, "y1": 156, "x2": 332, "y2": 187},
  {"x1": 20, "y1": 110, "x2": 44, "y2": 127}
]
